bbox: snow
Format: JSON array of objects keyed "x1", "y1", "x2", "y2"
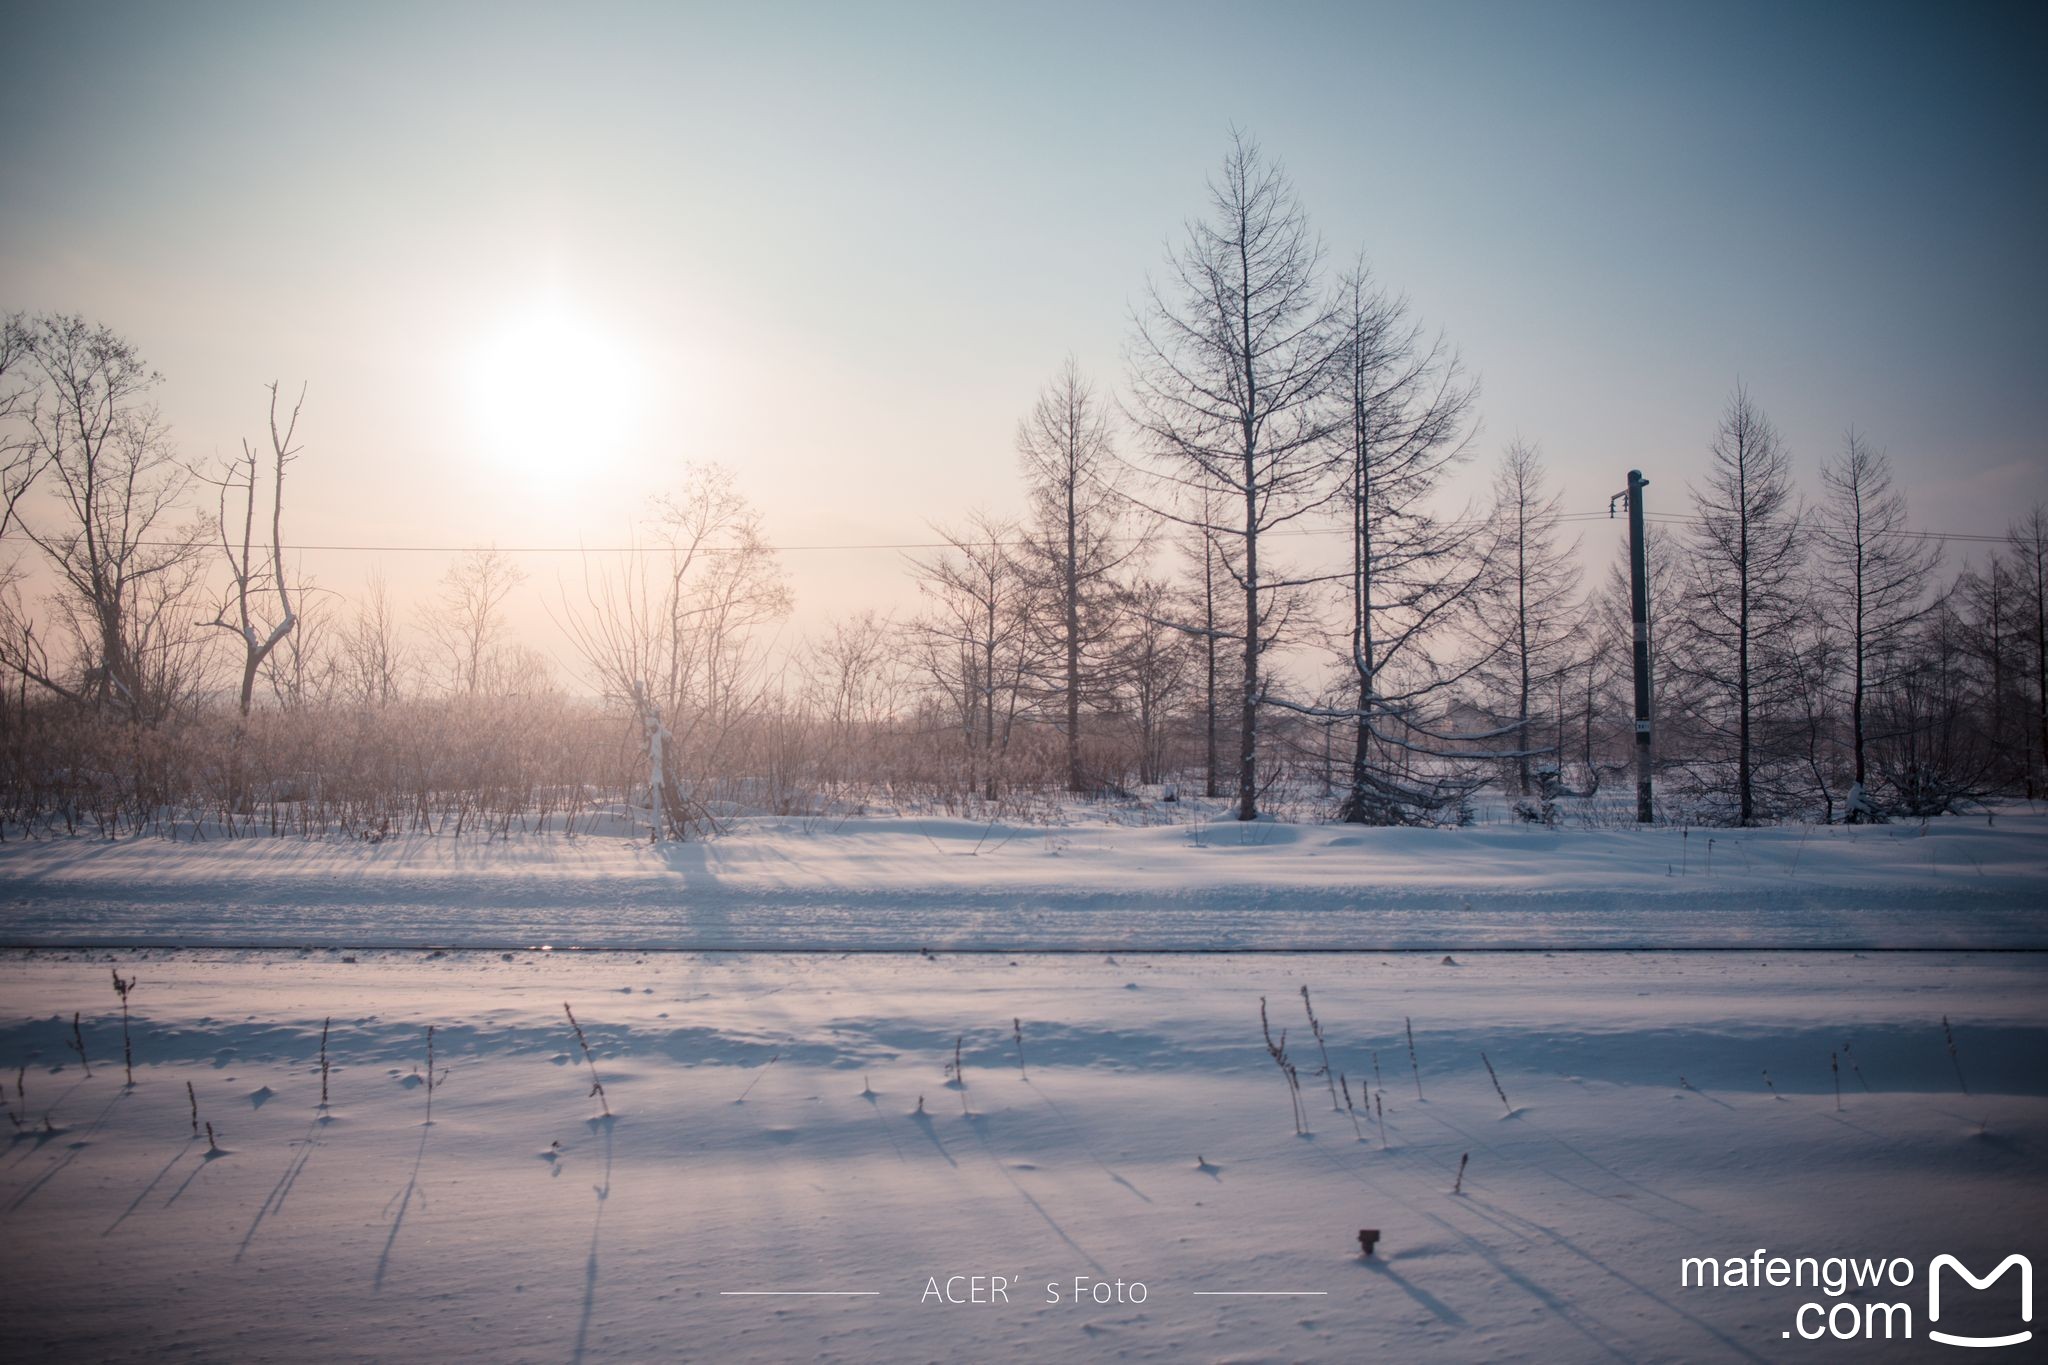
[
  {"x1": 2, "y1": 949, "x2": 2041, "y2": 1361},
  {"x1": 3, "y1": 807, "x2": 2045, "y2": 949},
  {"x1": 3, "y1": 811, "x2": 2043, "y2": 1359}
]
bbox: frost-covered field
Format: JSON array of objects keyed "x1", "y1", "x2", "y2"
[
  {"x1": 3, "y1": 808, "x2": 2046, "y2": 949},
  {"x1": 1, "y1": 949, "x2": 2042, "y2": 1363}
]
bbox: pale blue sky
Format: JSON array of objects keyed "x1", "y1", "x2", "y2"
[{"x1": 2, "y1": 0, "x2": 2042, "y2": 634}]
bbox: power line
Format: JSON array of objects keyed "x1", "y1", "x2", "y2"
[{"x1": 0, "y1": 512, "x2": 2016, "y2": 556}]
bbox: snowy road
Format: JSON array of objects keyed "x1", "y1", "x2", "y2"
[{"x1": 3, "y1": 813, "x2": 2046, "y2": 949}]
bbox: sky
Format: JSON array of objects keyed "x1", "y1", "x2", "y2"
[{"x1": 2, "y1": 0, "x2": 2044, "y2": 668}]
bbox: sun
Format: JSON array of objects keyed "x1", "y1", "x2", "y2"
[{"x1": 464, "y1": 299, "x2": 644, "y2": 477}]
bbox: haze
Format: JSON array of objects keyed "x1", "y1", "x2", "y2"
[{"x1": 2, "y1": 0, "x2": 2042, "y2": 656}]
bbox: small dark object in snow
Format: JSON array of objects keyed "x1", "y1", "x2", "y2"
[
  {"x1": 1942, "y1": 1015, "x2": 1969, "y2": 1096},
  {"x1": 1440, "y1": 955, "x2": 1457, "y2": 966},
  {"x1": 342, "y1": 956, "x2": 357, "y2": 964},
  {"x1": 1358, "y1": 1228, "x2": 1380, "y2": 1257},
  {"x1": 1452, "y1": 1151, "x2": 1469, "y2": 1194}
]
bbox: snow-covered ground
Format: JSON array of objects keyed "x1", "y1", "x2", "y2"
[
  {"x1": 3, "y1": 807, "x2": 2045, "y2": 949},
  {"x1": 3, "y1": 813, "x2": 2043, "y2": 1359},
  {"x1": 1, "y1": 949, "x2": 2040, "y2": 1362}
]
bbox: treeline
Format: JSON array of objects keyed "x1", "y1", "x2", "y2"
[{"x1": 1, "y1": 139, "x2": 2042, "y2": 838}]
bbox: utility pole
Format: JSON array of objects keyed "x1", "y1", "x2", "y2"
[{"x1": 1624, "y1": 471, "x2": 1654, "y2": 822}]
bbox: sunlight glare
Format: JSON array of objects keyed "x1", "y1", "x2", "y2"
[{"x1": 465, "y1": 299, "x2": 645, "y2": 476}]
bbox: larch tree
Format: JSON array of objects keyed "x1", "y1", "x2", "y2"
[
  {"x1": 1185, "y1": 492, "x2": 1241, "y2": 797},
  {"x1": 1675, "y1": 385, "x2": 1805, "y2": 825},
  {"x1": 1016, "y1": 358, "x2": 1139, "y2": 793},
  {"x1": 1124, "y1": 134, "x2": 1342, "y2": 820},
  {"x1": 1274, "y1": 263, "x2": 1492, "y2": 825},
  {"x1": 1478, "y1": 440, "x2": 1583, "y2": 799},
  {"x1": 1812, "y1": 431, "x2": 1940, "y2": 817}
]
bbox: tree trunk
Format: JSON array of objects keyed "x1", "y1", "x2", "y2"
[
  {"x1": 1065, "y1": 482, "x2": 1082, "y2": 793},
  {"x1": 1515, "y1": 505, "x2": 1531, "y2": 797},
  {"x1": 1238, "y1": 448, "x2": 1259, "y2": 822},
  {"x1": 1203, "y1": 535, "x2": 1219, "y2": 798}
]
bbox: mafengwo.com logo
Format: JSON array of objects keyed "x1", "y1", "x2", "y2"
[{"x1": 1681, "y1": 1250, "x2": 2032, "y2": 1346}]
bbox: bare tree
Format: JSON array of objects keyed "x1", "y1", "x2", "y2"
[
  {"x1": 1475, "y1": 441, "x2": 1584, "y2": 799},
  {"x1": 803, "y1": 609, "x2": 899, "y2": 735},
  {"x1": 553, "y1": 466, "x2": 790, "y2": 834},
  {"x1": 1871, "y1": 594, "x2": 2003, "y2": 814},
  {"x1": 1313, "y1": 266, "x2": 1492, "y2": 824},
  {"x1": 0, "y1": 312, "x2": 40, "y2": 537},
  {"x1": 799, "y1": 608, "x2": 901, "y2": 793},
  {"x1": 204, "y1": 382, "x2": 304, "y2": 717},
  {"x1": 1125, "y1": 133, "x2": 1342, "y2": 820},
  {"x1": 1673, "y1": 385, "x2": 1805, "y2": 825},
  {"x1": 425, "y1": 546, "x2": 526, "y2": 696},
  {"x1": 1016, "y1": 358, "x2": 1141, "y2": 792},
  {"x1": 1185, "y1": 494, "x2": 1240, "y2": 797},
  {"x1": 1785, "y1": 616, "x2": 1845, "y2": 823},
  {"x1": 1812, "y1": 431, "x2": 1940, "y2": 816},
  {"x1": 336, "y1": 570, "x2": 406, "y2": 706},
  {"x1": 557, "y1": 468, "x2": 787, "y2": 719},
  {"x1": 0, "y1": 315, "x2": 209, "y2": 723},
  {"x1": 904, "y1": 513, "x2": 1043, "y2": 801},
  {"x1": 1114, "y1": 576, "x2": 1198, "y2": 785},
  {"x1": 2010, "y1": 504, "x2": 2048, "y2": 792},
  {"x1": 649, "y1": 480, "x2": 791, "y2": 736},
  {"x1": 262, "y1": 581, "x2": 337, "y2": 708}
]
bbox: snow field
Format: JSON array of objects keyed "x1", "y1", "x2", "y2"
[{"x1": 1, "y1": 949, "x2": 2042, "y2": 1362}]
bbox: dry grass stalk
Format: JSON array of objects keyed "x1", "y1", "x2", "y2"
[
  {"x1": 563, "y1": 1004, "x2": 611, "y2": 1117},
  {"x1": 1481, "y1": 1052, "x2": 1511, "y2": 1114},
  {"x1": 111, "y1": 968, "x2": 138, "y2": 1085},
  {"x1": 67, "y1": 1012, "x2": 91, "y2": 1078},
  {"x1": 1405, "y1": 1017, "x2": 1423, "y2": 1101}
]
